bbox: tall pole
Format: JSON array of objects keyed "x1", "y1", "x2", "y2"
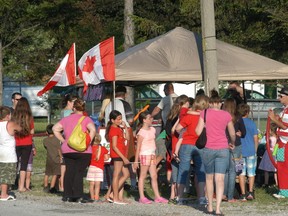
[{"x1": 201, "y1": 0, "x2": 218, "y2": 95}]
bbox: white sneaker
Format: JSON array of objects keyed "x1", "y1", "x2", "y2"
[{"x1": 273, "y1": 193, "x2": 285, "y2": 199}]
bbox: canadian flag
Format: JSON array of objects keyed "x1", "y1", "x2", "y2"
[
  {"x1": 78, "y1": 37, "x2": 115, "y2": 93},
  {"x1": 37, "y1": 43, "x2": 76, "y2": 96}
]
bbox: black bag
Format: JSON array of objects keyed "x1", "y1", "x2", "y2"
[{"x1": 195, "y1": 109, "x2": 207, "y2": 149}]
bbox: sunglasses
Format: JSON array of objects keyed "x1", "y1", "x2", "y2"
[
  {"x1": 279, "y1": 95, "x2": 287, "y2": 98},
  {"x1": 14, "y1": 98, "x2": 21, "y2": 101}
]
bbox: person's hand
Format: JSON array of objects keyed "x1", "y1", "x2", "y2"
[
  {"x1": 132, "y1": 162, "x2": 139, "y2": 172},
  {"x1": 123, "y1": 158, "x2": 130, "y2": 165},
  {"x1": 229, "y1": 143, "x2": 235, "y2": 150},
  {"x1": 236, "y1": 130, "x2": 242, "y2": 137},
  {"x1": 268, "y1": 109, "x2": 276, "y2": 121}
]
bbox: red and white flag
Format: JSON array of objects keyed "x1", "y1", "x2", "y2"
[
  {"x1": 37, "y1": 43, "x2": 76, "y2": 96},
  {"x1": 78, "y1": 37, "x2": 115, "y2": 93}
]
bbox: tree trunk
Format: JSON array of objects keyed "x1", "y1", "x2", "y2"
[
  {"x1": 123, "y1": 0, "x2": 134, "y2": 51},
  {"x1": 0, "y1": 40, "x2": 3, "y2": 106},
  {"x1": 123, "y1": 0, "x2": 135, "y2": 116}
]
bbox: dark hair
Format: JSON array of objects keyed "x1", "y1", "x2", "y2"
[
  {"x1": 105, "y1": 110, "x2": 122, "y2": 141},
  {"x1": 11, "y1": 92, "x2": 22, "y2": 99},
  {"x1": 238, "y1": 103, "x2": 250, "y2": 116},
  {"x1": 115, "y1": 86, "x2": 127, "y2": 94},
  {"x1": 0, "y1": 106, "x2": 11, "y2": 120},
  {"x1": 12, "y1": 97, "x2": 33, "y2": 137},
  {"x1": 46, "y1": 124, "x2": 54, "y2": 135},
  {"x1": 61, "y1": 94, "x2": 78, "y2": 109},
  {"x1": 270, "y1": 123, "x2": 278, "y2": 135},
  {"x1": 209, "y1": 89, "x2": 222, "y2": 104}
]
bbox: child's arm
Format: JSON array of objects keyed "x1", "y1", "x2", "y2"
[
  {"x1": 133, "y1": 135, "x2": 142, "y2": 172},
  {"x1": 254, "y1": 134, "x2": 259, "y2": 155},
  {"x1": 104, "y1": 154, "x2": 110, "y2": 161},
  {"x1": 111, "y1": 136, "x2": 130, "y2": 165}
]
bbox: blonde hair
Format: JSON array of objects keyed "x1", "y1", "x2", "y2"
[
  {"x1": 93, "y1": 133, "x2": 102, "y2": 144},
  {"x1": 192, "y1": 94, "x2": 209, "y2": 111}
]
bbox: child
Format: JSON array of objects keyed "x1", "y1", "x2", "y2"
[
  {"x1": 133, "y1": 111, "x2": 168, "y2": 204},
  {"x1": 173, "y1": 95, "x2": 196, "y2": 162},
  {"x1": 105, "y1": 110, "x2": 130, "y2": 205},
  {"x1": 238, "y1": 104, "x2": 258, "y2": 201},
  {"x1": 258, "y1": 123, "x2": 278, "y2": 187},
  {"x1": 86, "y1": 133, "x2": 109, "y2": 201},
  {"x1": 43, "y1": 124, "x2": 61, "y2": 193},
  {"x1": 0, "y1": 106, "x2": 21, "y2": 201}
]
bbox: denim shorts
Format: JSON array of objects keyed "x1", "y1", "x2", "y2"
[
  {"x1": 177, "y1": 144, "x2": 205, "y2": 184},
  {"x1": 240, "y1": 155, "x2": 257, "y2": 177},
  {"x1": 202, "y1": 148, "x2": 229, "y2": 174}
]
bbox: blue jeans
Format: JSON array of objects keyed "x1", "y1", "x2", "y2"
[
  {"x1": 224, "y1": 145, "x2": 242, "y2": 200},
  {"x1": 177, "y1": 144, "x2": 205, "y2": 185}
]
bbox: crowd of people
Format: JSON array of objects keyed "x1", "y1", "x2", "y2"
[{"x1": 1, "y1": 83, "x2": 287, "y2": 215}]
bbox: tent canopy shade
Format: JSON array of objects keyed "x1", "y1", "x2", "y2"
[{"x1": 115, "y1": 27, "x2": 288, "y2": 84}]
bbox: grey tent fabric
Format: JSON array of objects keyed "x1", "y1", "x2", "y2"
[{"x1": 115, "y1": 27, "x2": 288, "y2": 82}]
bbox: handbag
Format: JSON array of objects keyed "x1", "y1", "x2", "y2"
[
  {"x1": 68, "y1": 116, "x2": 90, "y2": 152},
  {"x1": 232, "y1": 152, "x2": 244, "y2": 175},
  {"x1": 195, "y1": 109, "x2": 207, "y2": 149}
]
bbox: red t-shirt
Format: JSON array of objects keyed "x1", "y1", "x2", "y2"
[
  {"x1": 90, "y1": 145, "x2": 109, "y2": 170},
  {"x1": 15, "y1": 120, "x2": 34, "y2": 146},
  {"x1": 109, "y1": 126, "x2": 127, "y2": 158},
  {"x1": 179, "y1": 114, "x2": 200, "y2": 145}
]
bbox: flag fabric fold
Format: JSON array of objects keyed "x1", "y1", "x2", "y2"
[
  {"x1": 37, "y1": 43, "x2": 76, "y2": 96},
  {"x1": 78, "y1": 37, "x2": 115, "y2": 93}
]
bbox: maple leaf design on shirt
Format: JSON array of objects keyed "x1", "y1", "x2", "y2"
[{"x1": 83, "y1": 56, "x2": 96, "y2": 73}]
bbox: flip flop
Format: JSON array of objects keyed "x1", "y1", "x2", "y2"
[{"x1": 0, "y1": 195, "x2": 16, "y2": 201}]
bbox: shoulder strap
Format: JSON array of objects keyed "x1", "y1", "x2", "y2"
[
  {"x1": 204, "y1": 109, "x2": 207, "y2": 123},
  {"x1": 77, "y1": 116, "x2": 86, "y2": 125}
]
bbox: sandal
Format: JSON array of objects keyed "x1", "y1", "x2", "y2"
[
  {"x1": 173, "y1": 153, "x2": 181, "y2": 163},
  {"x1": 139, "y1": 197, "x2": 152, "y2": 204},
  {"x1": 0, "y1": 195, "x2": 16, "y2": 201}
]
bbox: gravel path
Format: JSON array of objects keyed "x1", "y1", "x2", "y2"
[{"x1": 1, "y1": 192, "x2": 288, "y2": 216}]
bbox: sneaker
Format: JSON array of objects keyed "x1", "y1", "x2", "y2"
[
  {"x1": 168, "y1": 198, "x2": 178, "y2": 204},
  {"x1": 239, "y1": 194, "x2": 247, "y2": 202},
  {"x1": 246, "y1": 192, "x2": 254, "y2": 200},
  {"x1": 139, "y1": 197, "x2": 152, "y2": 204},
  {"x1": 198, "y1": 197, "x2": 208, "y2": 205},
  {"x1": 43, "y1": 186, "x2": 50, "y2": 193},
  {"x1": 273, "y1": 193, "x2": 285, "y2": 199},
  {"x1": 154, "y1": 197, "x2": 168, "y2": 203}
]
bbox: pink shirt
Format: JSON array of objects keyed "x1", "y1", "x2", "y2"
[
  {"x1": 59, "y1": 114, "x2": 94, "y2": 154},
  {"x1": 137, "y1": 127, "x2": 156, "y2": 155},
  {"x1": 200, "y1": 109, "x2": 232, "y2": 150}
]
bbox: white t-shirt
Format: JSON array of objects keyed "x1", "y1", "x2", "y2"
[
  {"x1": 157, "y1": 93, "x2": 178, "y2": 126},
  {"x1": 104, "y1": 97, "x2": 130, "y2": 127},
  {"x1": 0, "y1": 121, "x2": 17, "y2": 163}
]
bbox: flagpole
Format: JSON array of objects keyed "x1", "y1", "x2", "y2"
[
  {"x1": 112, "y1": 81, "x2": 115, "y2": 110},
  {"x1": 73, "y1": 43, "x2": 76, "y2": 77}
]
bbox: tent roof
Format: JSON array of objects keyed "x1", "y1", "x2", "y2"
[{"x1": 115, "y1": 27, "x2": 288, "y2": 84}]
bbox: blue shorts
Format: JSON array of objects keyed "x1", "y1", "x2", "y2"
[
  {"x1": 240, "y1": 155, "x2": 256, "y2": 177},
  {"x1": 202, "y1": 148, "x2": 229, "y2": 174}
]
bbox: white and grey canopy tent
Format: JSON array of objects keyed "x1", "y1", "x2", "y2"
[{"x1": 115, "y1": 27, "x2": 288, "y2": 84}]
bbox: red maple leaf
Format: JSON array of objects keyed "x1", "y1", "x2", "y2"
[{"x1": 83, "y1": 56, "x2": 96, "y2": 73}]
